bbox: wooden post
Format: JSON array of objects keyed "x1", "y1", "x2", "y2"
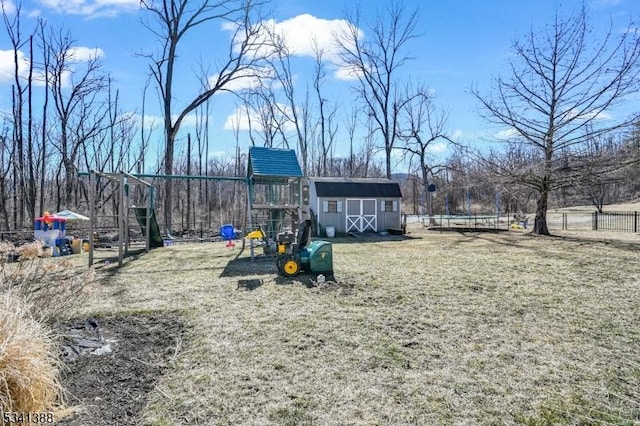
[
  {"x1": 123, "y1": 172, "x2": 130, "y2": 255},
  {"x1": 119, "y1": 173, "x2": 125, "y2": 267},
  {"x1": 146, "y1": 187, "x2": 152, "y2": 253},
  {"x1": 89, "y1": 171, "x2": 95, "y2": 267}
]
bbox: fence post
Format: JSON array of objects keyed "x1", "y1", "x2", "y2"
[
  {"x1": 592, "y1": 211, "x2": 598, "y2": 231},
  {"x1": 635, "y1": 211, "x2": 638, "y2": 234}
]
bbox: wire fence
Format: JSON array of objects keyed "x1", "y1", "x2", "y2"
[{"x1": 413, "y1": 214, "x2": 512, "y2": 231}]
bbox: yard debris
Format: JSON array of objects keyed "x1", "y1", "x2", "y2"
[
  {"x1": 310, "y1": 276, "x2": 354, "y2": 295},
  {"x1": 59, "y1": 317, "x2": 112, "y2": 362}
]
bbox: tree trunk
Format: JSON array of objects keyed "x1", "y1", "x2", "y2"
[
  {"x1": 533, "y1": 185, "x2": 550, "y2": 235},
  {"x1": 186, "y1": 133, "x2": 192, "y2": 231},
  {"x1": 27, "y1": 35, "x2": 36, "y2": 223},
  {"x1": 0, "y1": 175, "x2": 9, "y2": 230},
  {"x1": 63, "y1": 159, "x2": 75, "y2": 207},
  {"x1": 39, "y1": 37, "x2": 49, "y2": 218},
  {"x1": 164, "y1": 130, "x2": 174, "y2": 234}
]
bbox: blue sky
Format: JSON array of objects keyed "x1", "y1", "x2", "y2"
[{"x1": 1, "y1": 0, "x2": 638, "y2": 171}]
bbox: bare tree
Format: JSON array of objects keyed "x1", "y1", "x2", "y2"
[
  {"x1": 242, "y1": 89, "x2": 287, "y2": 147},
  {"x1": 343, "y1": 107, "x2": 358, "y2": 176},
  {"x1": 194, "y1": 99, "x2": 211, "y2": 223},
  {"x1": 37, "y1": 18, "x2": 50, "y2": 217},
  {"x1": 0, "y1": 128, "x2": 10, "y2": 229},
  {"x1": 472, "y1": 7, "x2": 640, "y2": 234},
  {"x1": 47, "y1": 28, "x2": 109, "y2": 208},
  {"x1": 311, "y1": 43, "x2": 338, "y2": 176},
  {"x1": 398, "y1": 86, "x2": 452, "y2": 220},
  {"x1": 263, "y1": 29, "x2": 314, "y2": 174},
  {"x1": 573, "y1": 132, "x2": 626, "y2": 212},
  {"x1": 3, "y1": 1, "x2": 28, "y2": 226},
  {"x1": 336, "y1": 1, "x2": 420, "y2": 178},
  {"x1": 140, "y1": 0, "x2": 270, "y2": 232}
]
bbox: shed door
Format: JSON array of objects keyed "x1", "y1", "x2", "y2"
[{"x1": 346, "y1": 199, "x2": 377, "y2": 232}]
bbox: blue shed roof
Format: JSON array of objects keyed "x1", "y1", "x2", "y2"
[{"x1": 247, "y1": 146, "x2": 303, "y2": 179}]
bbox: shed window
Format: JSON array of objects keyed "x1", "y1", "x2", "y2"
[
  {"x1": 381, "y1": 200, "x2": 398, "y2": 212},
  {"x1": 323, "y1": 200, "x2": 342, "y2": 213}
]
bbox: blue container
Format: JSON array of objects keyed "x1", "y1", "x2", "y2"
[{"x1": 220, "y1": 224, "x2": 235, "y2": 241}]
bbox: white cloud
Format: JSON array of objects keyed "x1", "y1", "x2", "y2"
[
  {"x1": 267, "y1": 14, "x2": 366, "y2": 82},
  {"x1": 1, "y1": 0, "x2": 16, "y2": 15},
  {"x1": 494, "y1": 127, "x2": 520, "y2": 140},
  {"x1": 567, "y1": 108, "x2": 613, "y2": 121},
  {"x1": 219, "y1": 14, "x2": 365, "y2": 84},
  {"x1": 225, "y1": 14, "x2": 361, "y2": 81},
  {"x1": 0, "y1": 49, "x2": 27, "y2": 84},
  {"x1": 333, "y1": 63, "x2": 361, "y2": 81},
  {"x1": 224, "y1": 107, "x2": 249, "y2": 131},
  {"x1": 427, "y1": 141, "x2": 449, "y2": 154},
  {"x1": 132, "y1": 112, "x2": 198, "y2": 130},
  {"x1": 265, "y1": 14, "x2": 352, "y2": 61},
  {"x1": 35, "y1": 0, "x2": 139, "y2": 17},
  {"x1": 224, "y1": 106, "x2": 264, "y2": 132},
  {"x1": 223, "y1": 104, "x2": 294, "y2": 132},
  {"x1": 208, "y1": 66, "x2": 274, "y2": 92},
  {"x1": 175, "y1": 113, "x2": 199, "y2": 128},
  {"x1": 137, "y1": 113, "x2": 163, "y2": 128},
  {"x1": 1, "y1": 45, "x2": 104, "y2": 87},
  {"x1": 0, "y1": 49, "x2": 50, "y2": 87},
  {"x1": 68, "y1": 46, "x2": 105, "y2": 61},
  {"x1": 208, "y1": 150, "x2": 230, "y2": 160}
]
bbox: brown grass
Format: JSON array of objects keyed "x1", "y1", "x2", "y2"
[
  {"x1": 0, "y1": 241, "x2": 94, "y2": 322},
  {"x1": 74, "y1": 229, "x2": 640, "y2": 424},
  {"x1": 0, "y1": 292, "x2": 62, "y2": 419},
  {"x1": 0, "y1": 243, "x2": 93, "y2": 423}
]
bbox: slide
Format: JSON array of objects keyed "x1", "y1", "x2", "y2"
[{"x1": 134, "y1": 207, "x2": 165, "y2": 248}]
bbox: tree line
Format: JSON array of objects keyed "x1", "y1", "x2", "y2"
[{"x1": 1, "y1": 1, "x2": 639, "y2": 235}]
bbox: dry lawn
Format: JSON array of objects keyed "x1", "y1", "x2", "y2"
[{"x1": 75, "y1": 228, "x2": 640, "y2": 425}]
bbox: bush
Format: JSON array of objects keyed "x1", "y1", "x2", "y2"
[
  {"x1": 0, "y1": 291, "x2": 62, "y2": 416},
  {"x1": 0, "y1": 241, "x2": 94, "y2": 322},
  {"x1": 0, "y1": 241, "x2": 94, "y2": 422}
]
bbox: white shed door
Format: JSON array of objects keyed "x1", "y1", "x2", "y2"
[{"x1": 346, "y1": 199, "x2": 377, "y2": 232}]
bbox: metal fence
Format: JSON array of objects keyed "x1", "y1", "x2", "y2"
[
  {"x1": 591, "y1": 211, "x2": 639, "y2": 233},
  {"x1": 547, "y1": 211, "x2": 639, "y2": 233},
  {"x1": 415, "y1": 214, "x2": 512, "y2": 231},
  {"x1": 409, "y1": 211, "x2": 640, "y2": 234}
]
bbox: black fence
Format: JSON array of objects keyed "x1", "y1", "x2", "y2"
[{"x1": 592, "y1": 211, "x2": 639, "y2": 233}]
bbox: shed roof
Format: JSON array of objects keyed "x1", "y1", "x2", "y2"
[
  {"x1": 247, "y1": 146, "x2": 303, "y2": 179},
  {"x1": 311, "y1": 177, "x2": 402, "y2": 198}
]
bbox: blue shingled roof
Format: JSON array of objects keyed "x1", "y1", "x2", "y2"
[{"x1": 247, "y1": 146, "x2": 303, "y2": 178}]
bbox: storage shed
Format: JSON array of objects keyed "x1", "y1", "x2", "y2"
[{"x1": 308, "y1": 177, "x2": 403, "y2": 236}]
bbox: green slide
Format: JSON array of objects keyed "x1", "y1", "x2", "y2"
[{"x1": 134, "y1": 207, "x2": 165, "y2": 248}]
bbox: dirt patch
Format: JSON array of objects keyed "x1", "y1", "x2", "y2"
[
  {"x1": 55, "y1": 314, "x2": 185, "y2": 426},
  {"x1": 312, "y1": 278, "x2": 355, "y2": 295}
]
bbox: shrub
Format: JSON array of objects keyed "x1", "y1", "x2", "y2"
[
  {"x1": 0, "y1": 241, "x2": 94, "y2": 322},
  {"x1": 0, "y1": 291, "x2": 62, "y2": 416}
]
